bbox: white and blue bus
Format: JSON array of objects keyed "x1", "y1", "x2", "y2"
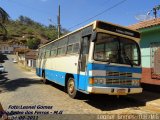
[{"x1": 36, "y1": 21, "x2": 142, "y2": 98}]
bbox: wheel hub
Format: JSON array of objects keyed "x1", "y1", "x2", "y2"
[{"x1": 68, "y1": 80, "x2": 74, "y2": 94}]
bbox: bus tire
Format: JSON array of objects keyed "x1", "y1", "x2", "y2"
[
  {"x1": 67, "y1": 77, "x2": 78, "y2": 99},
  {"x1": 42, "y1": 72, "x2": 48, "y2": 84}
]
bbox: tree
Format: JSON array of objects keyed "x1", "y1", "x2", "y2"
[
  {"x1": 19, "y1": 15, "x2": 33, "y2": 25},
  {"x1": 0, "y1": 7, "x2": 9, "y2": 39},
  {"x1": 27, "y1": 38, "x2": 40, "y2": 49}
]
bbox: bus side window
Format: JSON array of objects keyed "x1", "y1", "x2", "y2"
[
  {"x1": 80, "y1": 37, "x2": 90, "y2": 72},
  {"x1": 42, "y1": 52, "x2": 45, "y2": 59},
  {"x1": 82, "y1": 37, "x2": 90, "y2": 54},
  {"x1": 51, "y1": 42, "x2": 58, "y2": 57},
  {"x1": 73, "y1": 43, "x2": 80, "y2": 53},
  {"x1": 67, "y1": 31, "x2": 81, "y2": 54},
  {"x1": 57, "y1": 37, "x2": 68, "y2": 56},
  {"x1": 42, "y1": 47, "x2": 47, "y2": 59},
  {"x1": 46, "y1": 45, "x2": 52, "y2": 58},
  {"x1": 45, "y1": 51, "x2": 50, "y2": 58},
  {"x1": 38, "y1": 49, "x2": 41, "y2": 59}
]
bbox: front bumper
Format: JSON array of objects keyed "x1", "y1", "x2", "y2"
[{"x1": 87, "y1": 86, "x2": 143, "y2": 95}]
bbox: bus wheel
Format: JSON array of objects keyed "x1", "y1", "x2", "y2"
[
  {"x1": 42, "y1": 72, "x2": 48, "y2": 84},
  {"x1": 67, "y1": 77, "x2": 77, "y2": 98}
]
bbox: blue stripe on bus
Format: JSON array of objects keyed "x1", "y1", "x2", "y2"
[
  {"x1": 36, "y1": 63, "x2": 142, "y2": 92},
  {"x1": 36, "y1": 68, "x2": 89, "y2": 91},
  {"x1": 45, "y1": 69, "x2": 66, "y2": 86},
  {"x1": 87, "y1": 63, "x2": 142, "y2": 73}
]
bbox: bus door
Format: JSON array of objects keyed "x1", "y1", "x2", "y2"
[
  {"x1": 37, "y1": 52, "x2": 42, "y2": 76},
  {"x1": 39, "y1": 52, "x2": 46, "y2": 77},
  {"x1": 78, "y1": 36, "x2": 90, "y2": 90},
  {"x1": 42, "y1": 54, "x2": 47, "y2": 72}
]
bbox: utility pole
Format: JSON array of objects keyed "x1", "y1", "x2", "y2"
[
  {"x1": 147, "y1": 5, "x2": 160, "y2": 19},
  {"x1": 57, "y1": 0, "x2": 61, "y2": 38},
  {"x1": 153, "y1": 7, "x2": 157, "y2": 18},
  {"x1": 153, "y1": 5, "x2": 160, "y2": 18}
]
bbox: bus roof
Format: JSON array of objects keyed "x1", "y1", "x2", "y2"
[
  {"x1": 39, "y1": 21, "x2": 95, "y2": 49},
  {"x1": 39, "y1": 20, "x2": 140, "y2": 49},
  {"x1": 97, "y1": 20, "x2": 139, "y2": 33}
]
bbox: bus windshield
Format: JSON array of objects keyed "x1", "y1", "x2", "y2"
[{"x1": 94, "y1": 33, "x2": 140, "y2": 66}]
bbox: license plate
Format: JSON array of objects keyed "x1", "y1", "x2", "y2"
[{"x1": 117, "y1": 89, "x2": 126, "y2": 95}]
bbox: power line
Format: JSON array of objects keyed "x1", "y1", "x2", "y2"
[
  {"x1": 68, "y1": 0, "x2": 128, "y2": 30},
  {"x1": 68, "y1": 0, "x2": 111, "y2": 27}
]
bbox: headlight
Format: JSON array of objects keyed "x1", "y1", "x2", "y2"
[
  {"x1": 94, "y1": 79, "x2": 98, "y2": 84},
  {"x1": 89, "y1": 78, "x2": 106, "y2": 84},
  {"x1": 99, "y1": 79, "x2": 103, "y2": 84}
]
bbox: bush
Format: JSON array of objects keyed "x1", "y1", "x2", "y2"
[{"x1": 27, "y1": 38, "x2": 40, "y2": 49}]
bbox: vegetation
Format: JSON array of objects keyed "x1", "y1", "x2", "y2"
[
  {"x1": 3, "y1": 15, "x2": 69, "y2": 49},
  {"x1": 27, "y1": 38, "x2": 40, "y2": 49},
  {"x1": 0, "y1": 7, "x2": 9, "y2": 39}
]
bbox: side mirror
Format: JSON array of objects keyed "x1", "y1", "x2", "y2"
[{"x1": 91, "y1": 32, "x2": 97, "y2": 42}]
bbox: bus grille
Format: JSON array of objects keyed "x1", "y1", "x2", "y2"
[
  {"x1": 106, "y1": 71, "x2": 132, "y2": 77},
  {"x1": 106, "y1": 79, "x2": 132, "y2": 85}
]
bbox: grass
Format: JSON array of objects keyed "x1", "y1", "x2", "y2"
[{"x1": 18, "y1": 64, "x2": 32, "y2": 72}]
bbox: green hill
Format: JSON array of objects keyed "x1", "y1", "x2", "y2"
[{"x1": 3, "y1": 16, "x2": 69, "y2": 49}]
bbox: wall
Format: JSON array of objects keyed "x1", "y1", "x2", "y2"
[
  {"x1": 0, "y1": 43, "x2": 27, "y2": 54},
  {"x1": 139, "y1": 26, "x2": 160, "y2": 85},
  {"x1": 0, "y1": 44, "x2": 13, "y2": 54},
  {"x1": 140, "y1": 29, "x2": 160, "y2": 67},
  {"x1": 27, "y1": 59, "x2": 36, "y2": 68}
]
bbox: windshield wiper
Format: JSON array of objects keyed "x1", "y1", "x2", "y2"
[
  {"x1": 107, "y1": 57, "x2": 112, "y2": 65},
  {"x1": 124, "y1": 55, "x2": 133, "y2": 67},
  {"x1": 122, "y1": 45, "x2": 133, "y2": 67}
]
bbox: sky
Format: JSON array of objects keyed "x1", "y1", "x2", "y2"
[{"x1": 0, "y1": 0, "x2": 159, "y2": 31}]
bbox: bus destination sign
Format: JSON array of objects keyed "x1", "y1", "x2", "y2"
[{"x1": 97, "y1": 21, "x2": 140, "y2": 38}]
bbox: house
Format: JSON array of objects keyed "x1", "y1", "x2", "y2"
[
  {"x1": 15, "y1": 48, "x2": 30, "y2": 66},
  {"x1": 0, "y1": 42, "x2": 14, "y2": 54},
  {"x1": 0, "y1": 42, "x2": 26, "y2": 54},
  {"x1": 128, "y1": 18, "x2": 160, "y2": 91},
  {"x1": 25, "y1": 50, "x2": 37, "y2": 68},
  {"x1": 15, "y1": 48, "x2": 37, "y2": 69}
]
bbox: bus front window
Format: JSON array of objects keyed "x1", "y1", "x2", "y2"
[{"x1": 94, "y1": 33, "x2": 140, "y2": 66}]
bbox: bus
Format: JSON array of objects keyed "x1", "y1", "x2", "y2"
[{"x1": 36, "y1": 21, "x2": 142, "y2": 98}]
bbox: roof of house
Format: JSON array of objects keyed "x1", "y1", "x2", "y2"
[
  {"x1": 128, "y1": 18, "x2": 160, "y2": 30},
  {"x1": 14, "y1": 48, "x2": 30, "y2": 53},
  {"x1": 25, "y1": 50, "x2": 37, "y2": 60}
]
